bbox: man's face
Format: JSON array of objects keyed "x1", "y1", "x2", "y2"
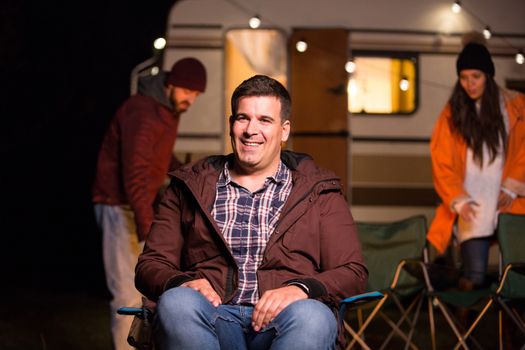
[
  {"x1": 459, "y1": 69, "x2": 486, "y2": 101},
  {"x1": 167, "y1": 85, "x2": 201, "y2": 113},
  {"x1": 230, "y1": 96, "x2": 290, "y2": 175}
]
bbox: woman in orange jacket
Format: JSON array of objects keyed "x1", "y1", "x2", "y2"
[{"x1": 427, "y1": 42, "x2": 525, "y2": 288}]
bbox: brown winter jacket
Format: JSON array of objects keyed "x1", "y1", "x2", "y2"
[
  {"x1": 92, "y1": 74, "x2": 180, "y2": 240},
  {"x1": 135, "y1": 151, "x2": 367, "y2": 339}
]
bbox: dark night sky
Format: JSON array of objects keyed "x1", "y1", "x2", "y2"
[{"x1": 2, "y1": 0, "x2": 176, "y2": 293}]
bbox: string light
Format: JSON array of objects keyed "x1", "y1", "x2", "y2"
[
  {"x1": 482, "y1": 26, "x2": 491, "y2": 40},
  {"x1": 249, "y1": 15, "x2": 261, "y2": 29},
  {"x1": 399, "y1": 76, "x2": 410, "y2": 91},
  {"x1": 451, "y1": 1, "x2": 523, "y2": 66},
  {"x1": 345, "y1": 60, "x2": 356, "y2": 74},
  {"x1": 451, "y1": 1, "x2": 461, "y2": 14},
  {"x1": 516, "y1": 51, "x2": 525, "y2": 65},
  {"x1": 296, "y1": 39, "x2": 308, "y2": 53},
  {"x1": 153, "y1": 37, "x2": 166, "y2": 50}
]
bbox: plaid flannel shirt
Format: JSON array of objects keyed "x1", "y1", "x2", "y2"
[{"x1": 212, "y1": 161, "x2": 292, "y2": 304}]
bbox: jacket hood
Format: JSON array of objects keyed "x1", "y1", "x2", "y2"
[{"x1": 137, "y1": 72, "x2": 173, "y2": 111}]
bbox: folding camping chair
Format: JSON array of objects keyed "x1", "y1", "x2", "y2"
[
  {"x1": 443, "y1": 213, "x2": 525, "y2": 350},
  {"x1": 420, "y1": 213, "x2": 525, "y2": 350},
  {"x1": 342, "y1": 215, "x2": 430, "y2": 350},
  {"x1": 117, "y1": 298, "x2": 155, "y2": 350},
  {"x1": 494, "y1": 213, "x2": 525, "y2": 349}
]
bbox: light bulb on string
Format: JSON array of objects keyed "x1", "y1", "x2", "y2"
[
  {"x1": 249, "y1": 15, "x2": 261, "y2": 29},
  {"x1": 153, "y1": 37, "x2": 166, "y2": 50},
  {"x1": 345, "y1": 59, "x2": 356, "y2": 74},
  {"x1": 296, "y1": 39, "x2": 308, "y2": 53},
  {"x1": 399, "y1": 76, "x2": 410, "y2": 91},
  {"x1": 483, "y1": 26, "x2": 492, "y2": 40},
  {"x1": 451, "y1": 1, "x2": 461, "y2": 14},
  {"x1": 516, "y1": 51, "x2": 525, "y2": 65}
]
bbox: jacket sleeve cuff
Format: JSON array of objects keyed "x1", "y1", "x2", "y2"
[
  {"x1": 285, "y1": 278, "x2": 327, "y2": 299},
  {"x1": 450, "y1": 194, "x2": 472, "y2": 213},
  {"x1": 502, "y1": 177, "x2": 525, "y2": 197},
  {"x1": 501, "y1": 187, "x2": 517, "y2": 199},
  {"x1": 165, "y1": 275, "x2": 194, "y2": 291}
]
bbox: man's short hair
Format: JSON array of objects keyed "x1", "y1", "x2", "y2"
[{"x1": 231, "y1": 75, "x2": 291, "y2": 122}]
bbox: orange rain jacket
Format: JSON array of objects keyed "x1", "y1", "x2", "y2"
[{"x1": 428, "y1": 88, "x2": 525, "y2": 254}]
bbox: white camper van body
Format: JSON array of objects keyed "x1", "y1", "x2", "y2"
[{"x1": 157, "y1": 0, "x2": 525, "y2": 223}]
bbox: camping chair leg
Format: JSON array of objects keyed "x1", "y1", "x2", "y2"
[
  {"x1": 433, "y1": 298, "x2": 470, "y2": 349},
  {"x1": 452, "y1": 299, "x2": 494, "y2": 350},
  {"x1": 345, "y1": 296, "x2": 388, "y2": 349},
  {"x1": 343, "y1": 322, "x2": 372, "y2": 350},
  {"x1": 427, "y1": 296, "x2": 437, "y2": 350},
  {"x1": 498, "y1": 309, "x2": 503, "y2": 350},
  {"x1": 378, "y1": 293, "x2": 423, "y2": 350},
  {"x1": 402, "y1": 295, "x2": 424, "y2": 350},
  {"x1": 499, "y1": 299, "x2": 525, "y2": 335},
  {"x1": 357, "y1": 308, "x2": 365, "y2": 343}
]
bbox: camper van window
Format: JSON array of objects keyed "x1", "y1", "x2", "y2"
[{"x1": 348, "y1": 52, "x2": 418, "y2": 115}]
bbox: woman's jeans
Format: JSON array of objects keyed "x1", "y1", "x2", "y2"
[
  {"x1": 460, "y1": 237, "x2": 491, "y2": 286},
  {"x1": 154, "y1": 287, "x2": 337, "y2": 350}
]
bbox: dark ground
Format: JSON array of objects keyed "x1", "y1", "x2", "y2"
[
  {"x1": 1, "y1": 2, "x2": 174, "y2": 349},
  {"x1": 0, "y1": 288, "x2": 519, "y2": 350}
]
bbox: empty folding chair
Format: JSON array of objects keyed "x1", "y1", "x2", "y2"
[{"x1": 342, "y1": 215, "x2": 430, "y2": 350}]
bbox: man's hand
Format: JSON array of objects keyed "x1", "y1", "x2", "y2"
[
  {"x1": 181, "y1": 278, "x2": 222, "y2": 307},
  {"x1": 252, "y1": 285, "x2": 308, "y2": 332}
]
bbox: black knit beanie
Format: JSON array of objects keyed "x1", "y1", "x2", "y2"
[
  {"x1": 166, "y1": 57, "x2": 207, "y2": 92},
  {"x1": 456, "y1": 42, "x2": 495, "y2": 77}
]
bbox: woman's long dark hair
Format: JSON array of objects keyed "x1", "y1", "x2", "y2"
[{"x1": 448, "y1": 75, "x2": 506, "y2": 166}]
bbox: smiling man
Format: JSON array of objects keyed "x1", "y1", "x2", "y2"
[{"x1": 135, "y1": 75, "x2": 368, "y2": 350}]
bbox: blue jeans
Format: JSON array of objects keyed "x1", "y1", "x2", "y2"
[
  {"x1": 460, "y1": 237, "x2": 491, "y2": 286},
  {"x1": 154, "y1": 287, "x2": 337, "y2": 350}
]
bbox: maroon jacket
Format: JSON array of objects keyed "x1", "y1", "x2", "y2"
[
  {"x1": 92, "y1": 74, "x2": 179, "y2": 240},
  {"x1": 135, "y1": 151, "x2": 368, "y2": 311}
]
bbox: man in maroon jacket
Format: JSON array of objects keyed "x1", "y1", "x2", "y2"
[
  {"x1": 92, "y1": 57, "x2": 206, "y2": 350},
  {"x1": 136, "y1": 75, "x2": 367, "y2": 350}
]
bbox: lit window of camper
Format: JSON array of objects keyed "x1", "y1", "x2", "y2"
[{"x1": 348, "y1": 53, "x2": 418, "y2": 115}]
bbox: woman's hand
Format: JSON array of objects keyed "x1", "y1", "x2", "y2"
[
  {"x1": 497, "y1": 190, "x2": 514, "y2": 210},
  {"x1": 458, "y1": 201, "x2": 479, "y2": 222}
]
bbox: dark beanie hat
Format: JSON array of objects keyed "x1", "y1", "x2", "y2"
[
  {"x1": 166, "y1": 57, "x2": 207, "y2": 92},
  {"x1": 456, "y1": 42, "x2": 495, "y2": 77}
]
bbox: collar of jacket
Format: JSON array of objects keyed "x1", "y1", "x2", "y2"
[
  {"x1": 169, "y1": 151, "x2": 344, "y2": 221},
  {"x1": 169, "y1": 150, "x2": 342, "y2": 191},
  {"x1": 168, "y1": 150, "x2": 345, "y2": 264}
]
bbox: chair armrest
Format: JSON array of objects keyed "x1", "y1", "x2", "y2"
[
  {"x1": 117, "y1": 307, "x2": 145, "y2": 317},
  {"x1": 338, "y1": 291, "x2": 384, "y2": 321},
  {"x1": 340, "y1": 291, "x2": 384, "y2": 305}
]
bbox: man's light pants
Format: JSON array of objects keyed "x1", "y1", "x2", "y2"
[{"x1": 95, "y1": 204, "x2": 144, "y2": 350}]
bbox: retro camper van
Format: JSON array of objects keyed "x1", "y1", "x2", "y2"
[{"x1": 139, "y1": 0, "x2": 525, "y2": 223}]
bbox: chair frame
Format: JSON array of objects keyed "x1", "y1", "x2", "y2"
[
  {"x1": 118, "y1": 291, "x2": 385, "y2": 350},
  {"x1": 343, "y1": 259, "x2": 430, "y2": 350},
  {"x1": 342, "y1": 215, "x2": 431, "y2": 350},
  {"x1": 422, "y1": 213, "x2": 525, "y2": 350}
]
